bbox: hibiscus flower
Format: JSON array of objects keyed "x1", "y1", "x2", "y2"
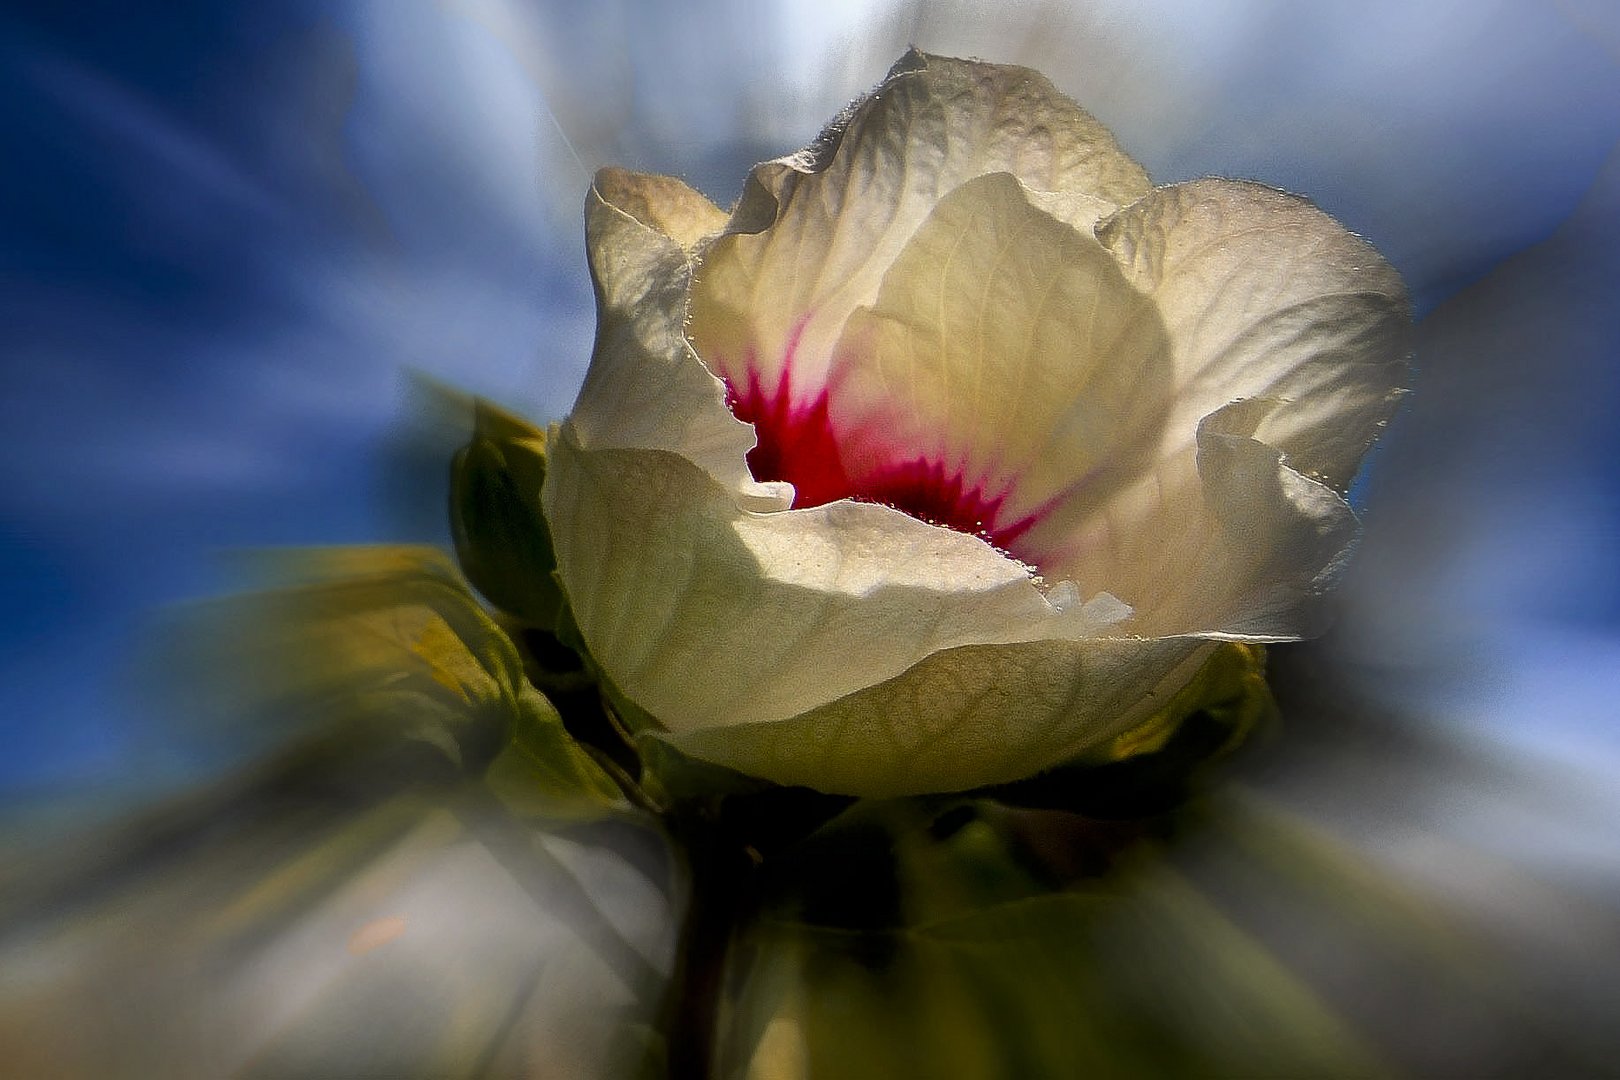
[{"x1": 542, "y1": 49, "x2": 1410, "y2": 796}]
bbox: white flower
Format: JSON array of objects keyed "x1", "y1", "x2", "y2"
[{"x1": 542, "y1": 50, "x2": 1409, "y2": 797}]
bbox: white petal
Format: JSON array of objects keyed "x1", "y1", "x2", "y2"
[
  {"x1": 567, "y1": 168, "x2": 789, "y2": 509},
  {"x1": 1036, "y1": 400, "x2": 1362, "y2": 638},
  {"x1": 826, "y1": 171, "x2": 1172, "y2": 564},
  {"x1": 668, "y1": 636, "x2": 1213, "y2": 796},
  {"x1": 1005, "y1": 180, "x2": 1409, "y2": 634},
  {"x1": 592, "y1": 167, "x2": 729, "y2": 253},
  {"x1": 688, "y1": 49, "x2": 1152, "y2": 409},
  {"x1": 1098, "y1": 178, "x2": 1412, "y2": 492},
  {"x1": 541, "y1": 427, "x2": 1129, "y2": 738}
]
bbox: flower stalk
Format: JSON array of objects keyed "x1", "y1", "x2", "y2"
[{"x1": 660, "y1": 808, "x2": 756, "y2": 1080}]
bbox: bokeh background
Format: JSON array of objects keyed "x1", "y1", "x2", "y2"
[{"x1": 2, "y1": 0, "x2": 1619, "y2": 1072}]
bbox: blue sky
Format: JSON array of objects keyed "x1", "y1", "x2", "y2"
[{"x1": 2, "y1": 0, "x2": 1618, "y2": 801}]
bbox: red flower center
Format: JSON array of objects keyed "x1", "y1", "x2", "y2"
[{"x1": 720, "y1": 322, "x2": 1040, "y2": 557}]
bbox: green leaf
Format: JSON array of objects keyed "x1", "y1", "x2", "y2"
[
  {"x1": 450, "y1": 400, "x2": 566, "y2": 628},
  {"x1": 201, "y1": 546, "x2": 626, "y2": 819}
]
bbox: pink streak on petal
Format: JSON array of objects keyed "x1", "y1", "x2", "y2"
[
  {"x1": 719, "y1": 313, "x2": 1049, "y2": 562},
  {"x1": 853, "y1": 457, "x2": 1042, "y2": 555},
  {"x1": 722, "y1": 315, "x2": 854, "y2": 508}
]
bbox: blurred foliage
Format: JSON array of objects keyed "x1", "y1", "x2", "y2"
[
  {"x1": 2, "y1": 543, "x2": 673, "y2": 1077},
  {"x1": 721, "y1": 797, "x2": 1383, "y2": 1079},
  {"x1": 713, "y1": 775, "x2": 1620, "y2": 1079},
  {"x1": 210, "y1": 545, "x2": 628, "y2": 822}
]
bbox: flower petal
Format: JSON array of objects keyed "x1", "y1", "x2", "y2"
[
  {"x1": 1001, "y1": 179, "x2": 1410, "y2": 635},
  {"x1": 667, "y1": 636, "x2": 1213, "y2": 796},
  {"x1": 1035, "y1": 400, "x2": 1362, "y2": 638},
  {"x1": 1097, "y1": 178, "x2": 1412, "y2": 492},
  {"x1": 826, "y1": 171, "x2": 1172, "y2": 564},
  {"x1": 689, "y1": 49, "x2": 1152, "y2": 411},
  {"x1": 594, "y1": 167, "x2": 729, "y2": 253},
  {"x1": 542, "y1": 427, "x2": 1129, "y2": 738},
  {"x1": 569, "y1": 168, "x2": 788, "y2": 509}
]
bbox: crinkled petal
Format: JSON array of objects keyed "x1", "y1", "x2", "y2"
[
  {"x1": 595, "y1": 167, "x2": 730, "y2": 253},
  {"x1": 568, "y1": 168, "x2": 788, "y2": 509},
  {"x1": 1038, "y1": 400, "x2": 1363, "y2": 638},
  {"x1": 689, "y1": 48, "x2": 1152, "y2": 407},
  {"x1": 668, "y1": 636, "x2": 1212, "y2": 796},
  {"x1": 1097, "y1": 178, "x2": 1412, "y2": 492},
  {"x1": 827, "y1": 171, "x2": 1172, "y2": 564},
  {"x1": 542, "y1": 428, "x2": 1130, "y2": 737},
  {"x1": 1005, "y1": 179, "x2": 1410, "y2": 634}
]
